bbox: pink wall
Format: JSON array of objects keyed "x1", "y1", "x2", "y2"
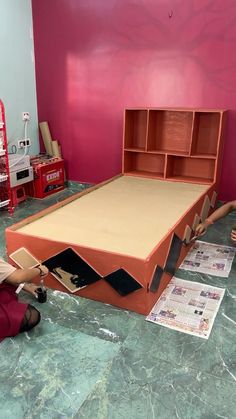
[{"x1": 32, "y1": 0, "x2": 236, "y2": 200}]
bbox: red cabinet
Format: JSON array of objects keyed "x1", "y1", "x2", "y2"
[
  {"x1": 0, "y1": 100, "x2": 13, "y2": 214},
  {"x1": 27, "y1": 156, "x2": 65, "y2": 199},
  {"x1": 123, "y1": 108, "x2": 226, "y2": 187}
]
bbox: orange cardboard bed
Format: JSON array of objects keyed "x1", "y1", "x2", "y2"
[{"x1": 5, "y1": 108, "x2": 226, "y2": 315}]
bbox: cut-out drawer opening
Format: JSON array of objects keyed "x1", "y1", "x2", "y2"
[
  {"x1": 123, "y1": 151, "x2": 165, "y2": 177},
  {"x1": 191, "y1": 112, "x2": 221, "y2": 157},
  {"x1": 124, "y1": 110, "x2": 148, "y2": 150},
  {"x1": 166, "y1": 156, "x2": 215, "y2": 183},
  {"x1": 147, "y1": 110, "x2": 193, "y2": 154}
]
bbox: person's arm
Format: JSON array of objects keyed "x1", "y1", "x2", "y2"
[
  {"x1": 195, "y1": 200, "x2": 236, "y2": 236},
  {"x1": 5, "y1": 264, "x2": 49, "y2": 286}
]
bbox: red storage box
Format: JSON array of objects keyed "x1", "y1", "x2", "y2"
[{"x1": 28, "y1": 157, "x2": 65, "y2": 199}]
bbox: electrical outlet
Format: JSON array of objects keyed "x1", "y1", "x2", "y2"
[
  {"x1": 22, "y1": 112, "x2": 30, "y2": 121},
  {"x1": 18, "y1": 139, "x2": 31, "y2": 148}
]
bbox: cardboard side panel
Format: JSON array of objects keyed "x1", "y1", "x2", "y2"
[
  {"x1": 183, "y1": 225, "x2": 192, "y2": 244},
  {"x1": 5, "y1": 184, "x2": 215, "y2": 316},
  {"x1": 200, "y1": 195, "x2": 211, "y2": 221},
  {"x1": 192, "y1": 214, "x2": 201, "y2": 232},
  {"x1": 211, "y1": 191, "x2": 217, "y2": 208}
]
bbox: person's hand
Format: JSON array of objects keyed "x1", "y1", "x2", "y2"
[
  {"x1": 195, "y1": 218, "x2": 213, "y2": 237},
  {"x1": 23, "y1": 283, "x2": 40, "y2": 298},
  {"x1": 38, "y1": 265, "x2": 49, "y2": 276},
  {"x1": 231, "y1": 229, "x2": 236, "y2": 242},
  {"x1": 195, "y1": 222, "x2": 207, "y2": 237}
]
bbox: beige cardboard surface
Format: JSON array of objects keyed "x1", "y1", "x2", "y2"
[
  {"x1": 51, "y1": 140, "x2": 61, "y2": 158},
  {"x1": 211, "y1": 191, "x2": 217, "y2": 208},
  {"x1": 18, "y1": 176, "x2": 208, "y2": 259},
  {"x1": 201, "y1": 195, "x2": 211, "y2": 222},
  {"x1": 183, "y1": 225, "x2": 192, "y2": 244},
  {"x1": 192, "y1": 214, "x2": 201, "y2": 232},
  {"x1": 39, "y1": 121, "x2": 53, "y2": 155},
  {"x1": 10, "y1": 247, "x2": 39, "y2": 269}
]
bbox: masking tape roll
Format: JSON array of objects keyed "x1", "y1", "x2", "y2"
[
  {"x1": 52, "y1": 140, "x2": 61, "y2": 158},
  {"x1": 58, "y1": 144, "x2": 62, "y2": 158},
  {"x1": 39, "y1": 121, "x2": 53, "y2": 155}
]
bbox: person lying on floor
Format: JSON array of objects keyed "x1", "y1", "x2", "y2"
[
  {"x1": 0, "y1": 257, "x2": 48, "y2": 341},
  {"x1": 195, "y1": 200, "x2": 236, "y2": 242}
]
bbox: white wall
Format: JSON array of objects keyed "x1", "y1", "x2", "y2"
[{"x1": 0, "y1": 0, "x2": 39, "y2": 154}]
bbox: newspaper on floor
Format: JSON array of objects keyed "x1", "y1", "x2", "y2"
[
  {"x1": 146, "y1": 277, "x2": 225, "y2": 339},
  {"x1": 179, "y1": 240, "x2": 235, "y2": 277}
]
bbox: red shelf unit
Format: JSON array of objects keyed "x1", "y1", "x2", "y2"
[
  {"x1": 123, "y1": 108, "x2": 226, "y2": 186},
  {"x1": 0, "y1": 100, "x2": 13, "y2": 214}
]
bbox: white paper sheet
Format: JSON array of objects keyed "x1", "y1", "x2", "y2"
[
  {"x1": 146, "y1": 277, "x2": 225, "y2": 339},
  {"x1": 179, "y1": 240, "x2": 235, "y2": 277}
]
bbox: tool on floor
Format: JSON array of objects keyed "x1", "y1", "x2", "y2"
[{"x1": 35, "y1": 264, "x2": 47, "y2": 303}]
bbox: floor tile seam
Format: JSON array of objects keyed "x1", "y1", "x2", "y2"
[
  {"x1": 72, "y1": 357, "x2": 236, "y2": 415},
  {"x1": 72, "y1": 359, "x2": 115, "y2": 419},
  {"x1": 169, "y1": 358, "x2": 236, "y2": 386},
  {"x1": 115, "y1": 347, "x2": 236, "y2": 387},
  {"x1": 166, "y1": 360, "x2": 235, "y2": 388},
  {"x1": 119, "y1": 318, "x2": 143, "y2": 348},
  {"x1": 71, "y1": 356, "x2": 121, "y2": 417},
  {"x1": 41, "y1": 307, "x2": 142, "y2": 344},
  {"x1": 32, "y1": 318, "x2": 122, "y2": 348}
]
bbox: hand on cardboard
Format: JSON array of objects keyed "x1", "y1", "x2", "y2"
[
  {"x1": 195, "y1": 222, "x2": 207, "y2": 236},
  {"x1": 195, "y1": 219, "x2": 213, "y2": 237},
  {"x1": 195, "y1": 224, "x2": 205, "y2": 236},
  {"x1": 37, "y1": 265, "x2": 49, "y2": 277}
]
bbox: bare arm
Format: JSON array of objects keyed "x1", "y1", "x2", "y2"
[
  {"x1": 195, "y1": 200, "x2": 236, "y2": 236},
  {"x1": 5, "y1": 265, "x2": 48, "y2": 286}
]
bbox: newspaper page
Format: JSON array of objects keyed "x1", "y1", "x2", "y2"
[
  {"x1": 179, "y1": 240, "x2": 235, "y2": 277},
  {"x1": 146, "y1": 277, "x2": 225, "y2": 339}
]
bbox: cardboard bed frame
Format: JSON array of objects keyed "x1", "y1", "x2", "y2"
[{"x1": 5, "y1": 108, "x2": 227, "y2": 315}]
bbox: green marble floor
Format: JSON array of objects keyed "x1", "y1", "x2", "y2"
[{"x1": 0, "y1": 186, "x2": 236, "y2": 419}]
